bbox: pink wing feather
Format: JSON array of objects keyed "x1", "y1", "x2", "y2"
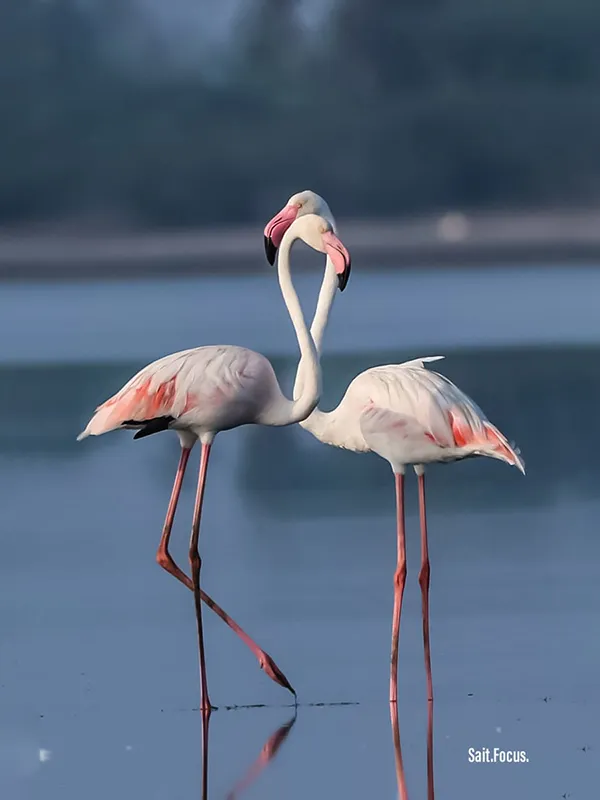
[
  {"x1": 355, "y1": 361, "x2": 524, "y2": 472},
  {"x1": 77, "y1": 345, "x2": 279, "y2": 441},
  {"x1": 77, "y1": 349, "x2": 203, "y2": 440}
]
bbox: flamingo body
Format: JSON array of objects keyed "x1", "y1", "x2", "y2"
[
  {"x1": 77, "y1": 213, "x2": 352, "y2": 710},
  {"x1": 77, "y1": 345, "x2": 287, "y2": 445},
  {"x1": 302, "y1": 356, "x2": 525, "y2": 475},
  {"x1": 264, "y1": 190, "x2": 525, "y2": 726}
]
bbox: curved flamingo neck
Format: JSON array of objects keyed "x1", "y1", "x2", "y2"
[
  {"x1": 308, "y1": 212, "x2": 338, "y2": 358},
  {"x1": 292, "y1": 216, "x2": 340, "y2": 439},
  {"x1": 310, "y1": 254, "x2": 339, "y2": 357},
  {"x1": 268, "y1": 226, "x2": 321, "y2": 426}
]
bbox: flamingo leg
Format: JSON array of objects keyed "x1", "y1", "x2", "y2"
[
  {"x1": 390, "y1": 472, "x2": 407, "y2": 704},
  {"x1": 156, "y1": 446, "x2": 195, "y2": 588},
  {"x1": 189, "y1": 442, "x2": 213, "y2": 712},
  {"x1": 417, "y1": 470, "x2": 435, "y2": 800},
  {"x1": 157, "y1": 446, "x2": 296, "y2": 697}
]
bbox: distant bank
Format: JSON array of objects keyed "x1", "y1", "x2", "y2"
[{"x1": 2, "y1": 207, "x2": 600, "y2": 280}]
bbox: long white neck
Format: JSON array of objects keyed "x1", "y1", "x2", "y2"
[
  {"x1": 292, "y1": 255, "x2": 337, "y2": 398},
  {"x1": 288, "y1": 214, "x2": 367, "y2": 451},
  {"x1": 265, "y1": 229, "x2": 321, "y2": 426},
  {"x1": 289, "y1": 248, "x2": 342, "y2": 443}
]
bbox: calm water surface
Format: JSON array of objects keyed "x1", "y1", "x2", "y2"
[{"x1": 1, "y1": 268, "x2": 600, "y2": 798}]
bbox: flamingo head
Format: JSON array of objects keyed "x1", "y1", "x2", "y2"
[
  {"x1": 263, "y1": 190, "x2": 335, "y2": 266},
  {"x1": 284, "y1": 213, "x2": 351, "y2": 292}
]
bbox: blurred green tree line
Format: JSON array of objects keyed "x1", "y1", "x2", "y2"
[{"x1": 2, "y1": 0, "x2": 600, "y2": 228}]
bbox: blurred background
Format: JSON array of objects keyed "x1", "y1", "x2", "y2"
[
  {"x1": 5, "y1": 0, "x2": 600, "y2": 243},
  {"x1": 2, "y1": 2, "x2": 600, "y2": 799}
]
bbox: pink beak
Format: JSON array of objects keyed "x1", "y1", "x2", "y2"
[
  {"x1": 263, "y1": 205, "x2": 300, "y2": 264},
  {"x1": 322, "y1": 230, "x2": 352, "y2": 291}
]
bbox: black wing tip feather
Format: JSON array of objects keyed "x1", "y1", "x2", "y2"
[{"x1": 123, "y1": 416, "x2": 175, "y2": 439}]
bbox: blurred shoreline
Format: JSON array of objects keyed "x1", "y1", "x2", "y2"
[{"x1": 2, "y1": 207, "x2": 600, "y2": 280}]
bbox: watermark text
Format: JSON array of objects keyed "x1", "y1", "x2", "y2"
[{"x1": 468, "y1": 747, "x2": 529, "y2": 764}]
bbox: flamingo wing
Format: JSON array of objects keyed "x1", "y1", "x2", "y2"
[
  {"x1": 357, "y1": 362, "x2": 524, "y2": 472},
  {"x1": 77, "y1": 345, "x2": 273, "y2": 441},
  {"x1": 359, "y1": 404, "x2": 438, "y2": 469},
  {"x1": 405, "y1": 367, "x2": 524, "y2": 471},
  {"x1": 77, "y1": 348, "x2": 200, "y2": 440}
]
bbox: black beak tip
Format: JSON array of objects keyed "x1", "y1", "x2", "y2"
[
  {"x1": 338, "y1": 261, "x2": 351, "y2": 292},
  {"x1": 264, "y1": 235, "x2": 277, "y2": 265}
]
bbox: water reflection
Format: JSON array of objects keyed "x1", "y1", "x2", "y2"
[
  {"x1": 426, "y1": 699, "x2": 434, "y2": 800},
  {"x1": 201, "y1": 712, "x2": 209, "y2": 800},
  {"x1": 199, "y1": 711, "x2": 297, "y2": 799},
  {"x1": 2, "y1": 274, "x2": 600, "y2": 799},
  {"x1": 390, "y1": 700, "x2": 435, "y2": 800},
  {"x1": 390, "y1": 703, "x2": 409, "y2": 799},
  {"x1": 225, "y1": 712, "x2": 297, "y2": 799}
]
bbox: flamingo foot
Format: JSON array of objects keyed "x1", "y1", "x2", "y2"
[{"x1": 260, "y1": 653, "x2": 297, "y2": 698}]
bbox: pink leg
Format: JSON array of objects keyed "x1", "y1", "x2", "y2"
[
  {"x1": 417, "y1": 472, "x2": 434, "y2": 703},
  {"x1": 189, "y1": 442, "x2": 213, "y2": 713},
  {"x1": 156, "y1": 446, "x2": 195, "y2": 588},
  {"x1": 157, "y1": 447, "x2": 296, "y2": 696},
  {"x1": 390, "y1": 701, "x2": 409, "y2": 800},
  {"x1": 417, "y1": 471, "x2": 435, "y2": 800},
  {"x1": 390, "y1": 472, "x2": 407, "y2": 704}
]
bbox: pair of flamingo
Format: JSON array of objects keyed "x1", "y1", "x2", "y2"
[{"x1": 78, "y1": 191, "x2": 524, "y2": 717}]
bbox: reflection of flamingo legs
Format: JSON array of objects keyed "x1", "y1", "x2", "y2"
[
  {"x1": 426, "y1": 695, "x2": 435, "y2": 800},
  {"x1": 390, "y1": 702, "x2": 409, "y2": 800},
  {"x1": 390, "y1": 699, "x2": 435, "y2": 799},
  {"x1": 225, "y1": 713, "x2": 298, "y2": 800},
  {"x1": 200, "y1": 708, "x2": 211, "y2": 800}
]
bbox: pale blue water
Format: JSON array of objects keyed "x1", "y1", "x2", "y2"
[
  {"x1": 1, "y1": 267, "x2": 599, "y2": 798},
  {"x1": 2, "y1": 264, "x2": 600, "y2": 364}
]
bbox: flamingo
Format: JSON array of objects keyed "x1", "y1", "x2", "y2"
[
  {"x1": 77, "y1": 213, "x2": 352, "y2": 712},
  {"x1": 264, "y1": 192, "x2": 525, "y2": 719}
]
